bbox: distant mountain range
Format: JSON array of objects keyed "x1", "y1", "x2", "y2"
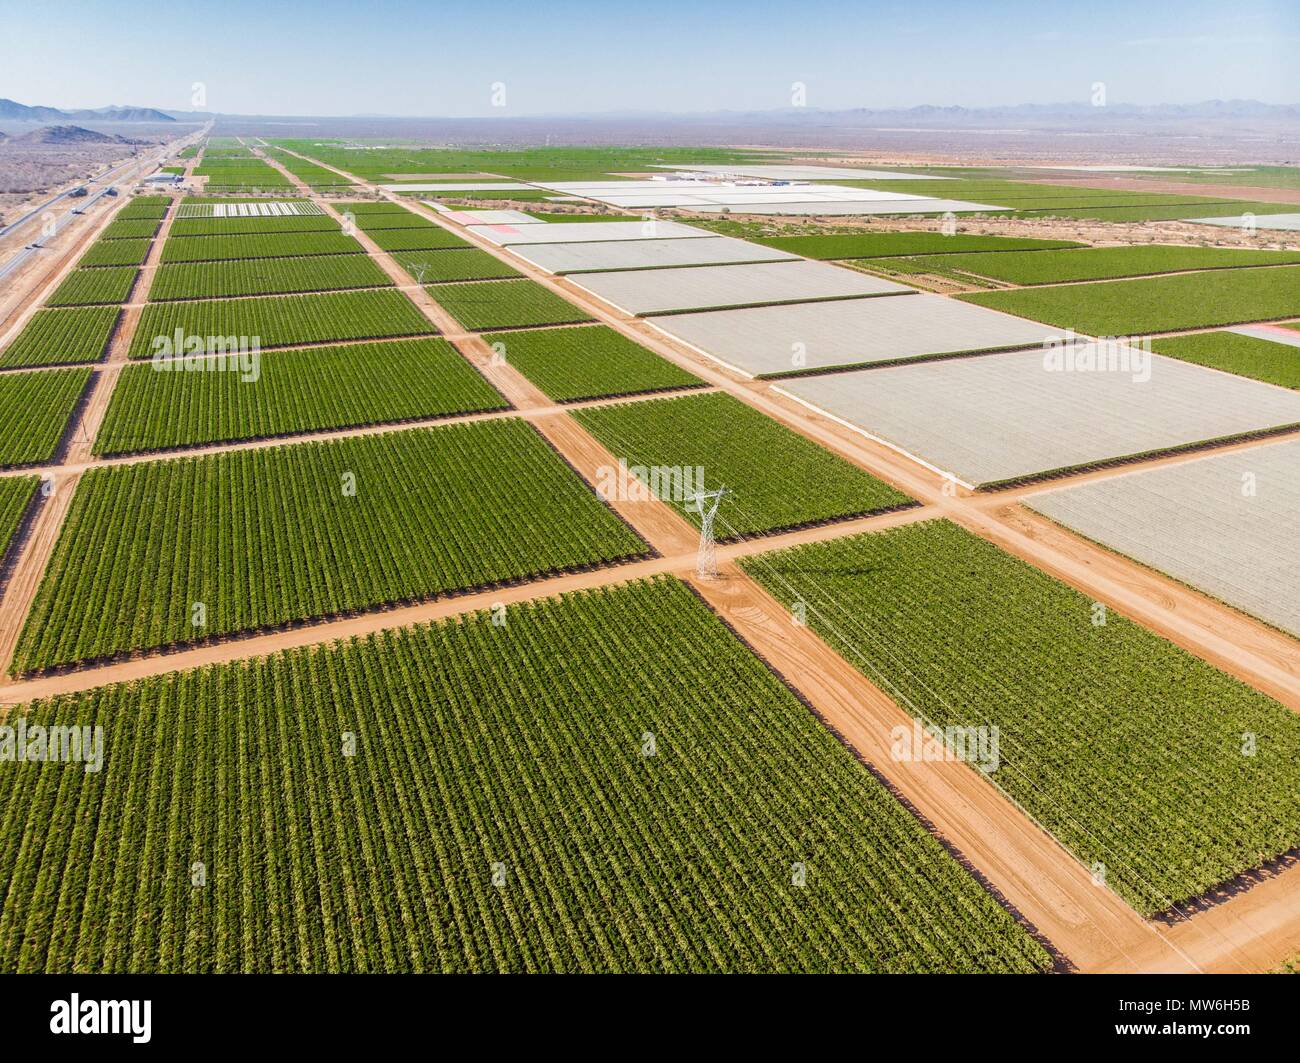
[
  {"x1": 545, "y1": 100, "x2": 1300, "y2": 126},
  {"x1": 0, "y1": 98, "x2": 175, "y2": 123}
]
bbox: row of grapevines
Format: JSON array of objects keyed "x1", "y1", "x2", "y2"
[
  {"x1": 77, "y1": 238, "x2": 152, "y2": 268},
  {"x1": 14, "y1": 418, "x2": 650, "y2": 671},
  {"x1": 169, "y1": 215, "x2": 340, "y2": 237},
  {"x1": 128, "y1": 288, "x2": 436, "y2": 357},
  {"x1": 100, "y1": 218, "x2": 160, "y2": 241},
  {"x1": 45, "y1": 267, "x2": 139, "y2": 307},
  {"x1": 391, "y1": 249, "x2": 521, "y2": 283},
  {"x1": 354, "y1": 211, "x2": 441, "y2": 231},
  {"x1": 160, "y1": 231, "x2": 361, "y2": 263},
  {"x1": 149, "y1": 254, "x2": 392, "y2": 301},
  {"x1": 262, "y1": 147, "x2": 355, "y2": 187},
  {"x1": 483, "y1": 324, "x2": 704, "y2": 402},
  {"x1": 333, "y1": 200, "x2": 414, "y2": 214},
  {"x1": 0, "y1": 476, "x2": 38, "y2": 562},
  {"x1": 429, "y1": 279, "x2": 595, "y2": 331},
  {"x1": 366, "y1": 226, "x2": 471, "y2": 251},
  {"x1": 95, "y1": 338, "x2": 507, "y2": 455},
  {"x1": 0, "y1": 307, "x2": 120, "y2": 368},
  {"x1": 739, "y1": 519, "x2": 1300, "y2": 915},
  {"x1": 0, "y1": 576, "x2": 1049, "y2": 972},
  {"x1": 0, "y1": 368, "x2": 92, "y2": 466},
  {"x1": 574, "y1": 391, "x2": 913, "y2": 537}
]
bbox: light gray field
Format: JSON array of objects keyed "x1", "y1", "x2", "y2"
[
  {"x1": 438, "y1": 208, "x2": 542, "y2": 224},
  {"x1": 534, "y1": 179, "x2": 937, "y2": 210},
  {"x1": 690, "y1": 199, "x2": 1012, "y2": 215},
  {"x1": 776, "y1": 347, "x2": 1300, "y2": 487},
  {"x1": 511, "y1": 235, "x2": 798, "y2": 274},
  {"x1": 1028, "y1": 439, "x2": 1300, "y2": 637},
  {"x1": 469, "y1": 220, "x2": 709, "y2": 245},
  {"x1": 649, "y1": 293, "x2": 1062, "y2": 376},
  {"x1": 1188, "y1": 212, "x2": 1300, "y2": 231},
  {"x1": 379, "y1": 182, "x2": 536, "y2": 191},
  {"x1": 571, "y1": 260, "x2": 911, "y2": 315},
  {"x1": 1228, "y1": 325, "x2": 1300, "y2": 349}
]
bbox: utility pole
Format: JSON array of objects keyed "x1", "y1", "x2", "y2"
[{"x1": 687, "y1": 487, "x2": 730, "y2": 580}]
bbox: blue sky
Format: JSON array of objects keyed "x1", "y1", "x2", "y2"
[{"x1": 3, "y1": 0, "x2": 1297, "y2": 116}]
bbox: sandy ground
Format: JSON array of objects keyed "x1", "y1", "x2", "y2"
[
  {"x1": 0, "y1": 126, "x2": 206, "y2": 333},
  {"x1": 0, "y1": 141, "x2": 1292, "y2": 975}
]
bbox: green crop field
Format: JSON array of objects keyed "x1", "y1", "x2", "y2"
[
  {"x1": 150, "y1": 254, "x2": 393, "y2": 301},
  {"x1": 751, "y1": 232, "x2": 1084, "y2": 259},
  {"x1": 334, "y1": 201, "x2": 412, "y2": 214},
  {"x1": 0, "y1": 306, "x2": 119, "y2": 368},
  {"x1": 129, "y1": 289, "x2": 436, "y2": 357},
  {"x1": 912, "y1": 245, "x2": 1300, "y2": 285},
  {"x1": 484, "y1": 324, "x2": 705, "y2": 402},
  {"x1": 169, "y1": 216, "x2": 342, "y2": 237},
  {"x1": 160, "y1": 231, "x2": 362, "y2": 263},
  {"x1": 77, "y1": 237, "x2": 152, "y2": 268},
  {"x1": 0, "y1": 368, "x2": 92, "y2": 466},
  {"x1": 960, "y1": 265, "x2": 1300, "y2": 334},
  {"x1": 574, "y1": 392, "x2": 913, "y2": 537},
  {"x1": 429, "y1": 279, "x2": 594, "y2": 330},
  {"x1": 365, "y1": 226, "x2": 472, "y2": 251},
  {"x1": 1150, "y1": 331, "x2": 1300, "y2": 389},
  {"x1": 1013, "y1": 200, "x2": 1298, "y2": 222},
  {"x1": 0, "y1": 476, "x2": 38, "y2": 563},
  {"x1": 524, "y1": 212, "x2": 642, "y2": 223},
  {"x1": 263, "y1": 147, "x2": 355, "y2": 186},
  {"x1": 427, "y1": 190, "x2": 555, "y2": 203},
  {"x1": 100, "y1": 218, "x2": 161, "y2": 241},
  {"x1": 0, "y1": 576, "x2": 1049, "y2": 973},
  {"x1": 96, "y1": 338, "x2": 507, "y2": 454},
  {"x1": 116, "y1": 203, "x2": 172, "y2": 221},
  {"x1": 45, "y1": 267, "x2": 139, "y2": 307},
  {"x1": 15, "y1": 419, "x2": 651, "y2": 671},
  {"x1": 268, "y1": 142, "x2": 769, "y2": 184},
  {"x1": 740, "y1": 519, "x2": 1300, "y2": 916},
  {"x1": 194, "y1": 158, "x2": 291, "y2": 191},
  {"x1": 392, "y1": 248, "x2": 522, "y2": 282},
  {"x1": 355, "y1": 211, "x2": 441, "y2": 230}
]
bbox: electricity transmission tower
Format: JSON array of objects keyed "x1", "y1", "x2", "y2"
[{"x1": 687, "y1": 487, "x2": 730, "y2": 579}]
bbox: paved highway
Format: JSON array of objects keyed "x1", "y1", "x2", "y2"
[
  {"x1": 0, "y1": 156, "x2": 140, "y2": 240},
  {"x1": 0, "y1": 124, "x2": 209, "y2": 285}
]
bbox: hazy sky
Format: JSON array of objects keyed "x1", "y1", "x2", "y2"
[{"x1": 3, "y1": 0, "x2": 1297, "y2": 116}]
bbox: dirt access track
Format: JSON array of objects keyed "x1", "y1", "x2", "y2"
[{"x1": 1, "y1": 141, "x2": 1296, "y2": 975}]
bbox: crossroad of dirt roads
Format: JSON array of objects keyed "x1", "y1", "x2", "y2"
[{"x1": 0, "y1": 139, "x2": 1297, "y2": 974}]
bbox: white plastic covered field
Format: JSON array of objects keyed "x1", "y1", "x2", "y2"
[
  {"x1": 1028, "y1": 439, "x2": 1300, "y2": 637},
  {"x1": 510, "y1": 235, "x2": 798, "y2": 274},
  {"x1": 570, "y1": 260, "x2": 911, "y2": 315},
  {"x1": 776, "y1": 348, "x2": 1300, "y2": 487},
  {"x1": 648, "y1": 294, "x2": 1061, "y2": 376},
  {"x1": 468, "y1": 220, "x2": 711, "y2": 245}
]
